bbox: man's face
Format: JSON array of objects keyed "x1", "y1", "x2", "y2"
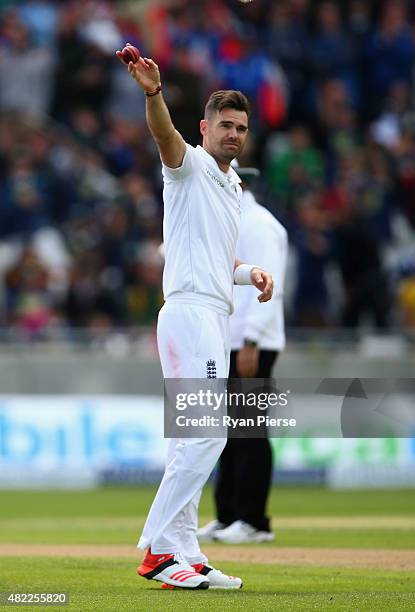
[{"x1": 200, "y1": 108, "x2": 249, "y2": 166}]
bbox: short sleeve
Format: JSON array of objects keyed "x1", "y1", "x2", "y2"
[{"x1": 161, "y1": 143, "x2": 196, "y2": 182}]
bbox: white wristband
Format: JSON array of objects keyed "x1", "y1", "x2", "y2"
[{"x1": 234, "y1": 264, "x2": 258, "y2": 285}]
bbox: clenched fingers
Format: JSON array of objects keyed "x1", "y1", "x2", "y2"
[{"x1": 251, "y1": 269, "x2": 274, "y2": 303}]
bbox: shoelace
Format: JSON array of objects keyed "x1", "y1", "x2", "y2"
[
  {"x1": 206, "y1": 565, "x2": 225, "y2": 577},
  {"x1": 173, "y1": 552, "x2": 194, "y2": 571}
]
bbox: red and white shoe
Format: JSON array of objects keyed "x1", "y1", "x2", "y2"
[
  {"x1": 138, "y1": 549, "x2": 209, "y2": 589},
  {"x1": 162, "y1": 563, "x2": 242, "y2": 590}
]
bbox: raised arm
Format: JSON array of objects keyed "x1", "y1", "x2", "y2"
[{"x1": 116, "y1": 45, "x2": 186, "y2": 168}]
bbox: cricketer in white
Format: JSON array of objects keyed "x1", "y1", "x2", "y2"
[{"x1": 116, "y1": 44, "x2": 273, "y2": 590}]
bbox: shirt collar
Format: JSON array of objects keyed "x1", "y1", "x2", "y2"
[{"x1": 196, "y1": 145, "x2": 242, "y2": 186}]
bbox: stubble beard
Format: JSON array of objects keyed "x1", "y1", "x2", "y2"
[
  {"x1": 218, "y1": 142, "x2": 242, "y2": 164},
  {"x1": 204, "y1": 138, "x2": 244, "y2": 167}
]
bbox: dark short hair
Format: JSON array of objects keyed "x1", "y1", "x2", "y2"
[{"x1": 204, "y1": 90, "x2": 250, "y2": 119}]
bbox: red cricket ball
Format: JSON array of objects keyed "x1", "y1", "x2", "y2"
[{"x1": 121, "y1": 45, "x2": 140, "y2": 64}]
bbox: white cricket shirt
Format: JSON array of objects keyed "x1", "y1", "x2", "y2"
[
  {"x1": 230, "y1": 190, "x2": 288, "y2": 351},
  {"x1": 161, "y1": 144, "x2": 242, "y2": 315}
]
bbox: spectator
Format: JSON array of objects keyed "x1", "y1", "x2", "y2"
[
  {"x1": 4, "y1": 245, "x2": 58, "y2": 337},
  {"x1": 292, "y1": 193, "x2": 333, "y2": 327},
  {"x1": 398, "y1": 259, "x2": 415, "y2": 328},
  {"x1": 314, "y1": 79, "x2": 360, "y2": 183},
  {"x1": 121, "y1": 173, "x2": 162, "y2": 239},
  {"x1": 19, "y1": 0, "x2": 58, "y2": 48},
  {"x1": 364, "y1": 0, "x2": 415, "y2": 116},
  {"x1": 163, "y1": 45, "x2": 204, "y2": 146},
  {"x1": 309, "y1": 1, "x2": 358, "y2": 106},
  {"x1": 0, "y1": 15, "x2": 54, "y2": 116},
  {"x1": 266, "y1": 125, "x2": 323, "y2": 205},
  {"x1": 61, "y1": 248, "x2": 125, "y2": 328},
  {"x1": 332, "y1": 201, "x2": 391, "y2": 329},
  {"x1": 126, "y1": 239, "x2": 164, "y2": 326},
  {"x1": 394, "y1": 129, "x2": 415, "y2": 228},
  {"x1": 371, "y1": 81, "x2": 412, "y2": 151},
  {"x1": 0, "y1": 149, "x2": 50, "y2": 239},
  {"x1": 361, "y1": 142, "x2": 397, "y2": 243},
  {"x1": 217, "y1": 31, "x2": 288, "y2": 130},
  {"x1": 267, "y1": 0, "x2": 310, "y2": 121},
  {"x1": 52, "y1": 4, "x2": 111, "y2": 119},
  {"x1": 106, "y1": 57, "x2": 147, "y2": 123}
]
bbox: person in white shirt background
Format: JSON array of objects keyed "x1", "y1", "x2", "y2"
[
  {"x1": 116, "y1": 45, "x2": 273, "y2": 589},
  {"x1": 198, "y1": 162, "x2": 288, "y2": 544}
]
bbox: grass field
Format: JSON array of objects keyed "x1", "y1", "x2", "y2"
[{"x1": 1, "y1": 486, "x2": 414, "y2": 611}]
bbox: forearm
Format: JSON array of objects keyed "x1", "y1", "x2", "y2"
[{"x1": 146, "y1": 93, "x2": 176, "y2": 145}]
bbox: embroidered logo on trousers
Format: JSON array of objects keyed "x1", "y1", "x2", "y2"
[{"x1": 206, "y1": 359, "x2": 217, "y2": 379}]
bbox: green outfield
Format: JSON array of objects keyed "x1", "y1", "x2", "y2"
[{"x1": 0, "y1": 487, "x2": 414, "y2": 611}]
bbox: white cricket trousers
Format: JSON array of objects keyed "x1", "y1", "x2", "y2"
[{"x1": 138, "y1": 301, "x2": 230, "y2": 564}]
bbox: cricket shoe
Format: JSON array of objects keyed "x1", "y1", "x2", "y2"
[
  {"x1": 213, "y1": 520, "x2": 275, "y2": 544},
  {"x1": 162, "y1": 563, "x2": 242, "y2": 590},
  {"x1": 137, "y1": 550, "x2": 209, "y2": 589},
  {"x1": 196, "y1": 520, "x2": 226, "y2": 542}
]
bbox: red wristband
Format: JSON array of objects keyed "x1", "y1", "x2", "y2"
[{"x1": 145, "y1": 86, "x2": 162, "y2": 97}]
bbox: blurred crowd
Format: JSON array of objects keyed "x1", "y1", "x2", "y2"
[{"x1": 0, "y1": 0, "x2": 415, "y2": 340}]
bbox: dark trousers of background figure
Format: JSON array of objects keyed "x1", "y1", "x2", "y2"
[
  {"x1": 342, "y1": 271, "x2": 391, "y2": 329},
  {"x1": 214, "y1": 350, "x2": 278, "y2": 533}
]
